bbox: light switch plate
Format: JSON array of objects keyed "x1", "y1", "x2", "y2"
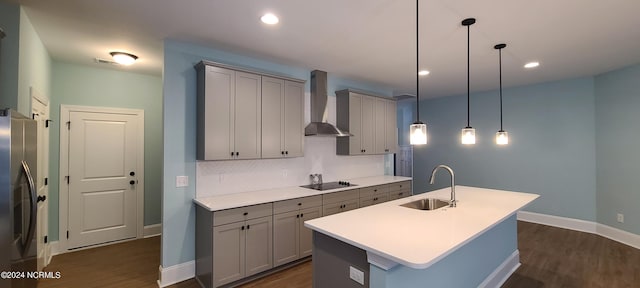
[
  {"x1": 349, "y1": 266, "x2": 364, "y2": 285},
  {"x1": 176, "y1": 176, "x2": 189, "y2": 188}
]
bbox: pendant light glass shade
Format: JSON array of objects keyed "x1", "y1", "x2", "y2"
[
  {"x1": 461, "y1": 18, "x2": 476, "y2": 145},
  {"x1": 409, "y1": 0, "x2": 427, "y2": 145},
  {"x1": 410, "y1": 122, "x2": 427, "y2": 145},
  {"x1": 461, "y1": 127, "x2": 476, "y2": 144},
  {"x1": 495, "y1": 43, "x2": 509, "y2": 146},
  {"x1": 496, "y1": 130, "x2": 508, "y2": 145}
]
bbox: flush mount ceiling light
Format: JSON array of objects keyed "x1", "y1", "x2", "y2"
[
  {"x1": 495, "y1": 43, "x2": 509, "y2": 145},
  {"x1": 409, "y1": 0, "x2": 427, "y2": 145},
  {"x1": 109, "y1": 52, "x2": 138, "y2": 65},
  {"x1": 524, "y1": 61, "x2": 539, "y2": 69},
  {"x1": 261, "y1": 13, "x2": 279, "y2": 25},
  {"x1": 418, "y1": 70, "x2": 430, "y2": 76},
  {"x1": 461, "y1": 18, "x2": 476, "y2": 145}
]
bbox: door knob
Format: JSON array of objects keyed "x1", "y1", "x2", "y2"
[
  {"x1": 130, "y1": 171, "x2": 135, "y2": 176},
  {"x1": 129, "y1": 180, "x2": 135, "y2": 185},
  {"x1": 37, "y1": 195, "x2": 47, "y2": 202}
]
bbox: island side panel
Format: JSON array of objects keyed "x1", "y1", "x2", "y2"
[
  {"x1": 313, "y1": 231, "x2": 370, "y2": 288},
  {"x1": 369, "y1": 215, "x2": 519, "y2": 288}
]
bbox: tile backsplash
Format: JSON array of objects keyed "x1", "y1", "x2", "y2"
[{"x1": 196, "y1": 137, "x2": 385, "y2": 197}]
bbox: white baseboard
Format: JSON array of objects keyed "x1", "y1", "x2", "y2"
[
  {"x1": 517, "y1": 211, "x2": 640, "y2": 250},
  {"x1": 596, "y1": 223, "x2": 640, "y2": 250},
  {"x1": 49, "y1": 241, "x2": 62, "y2": 257},
  {"x1": 157, "y1": 260, "x2": 195, "y2": 287},
  {"x1": 478, "y1": 250, "x2": 520, "y2": 288},
  {"x1": 144, "y1": 224, "x2": 162, "y2": 238}
]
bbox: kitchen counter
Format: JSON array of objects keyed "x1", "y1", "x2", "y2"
[
  {"x1": 305, "y1": 186, "x2": 538, "y2": 270},
  {"x1": 194, "y1": 175, "x2": 411, "y2": 211}
]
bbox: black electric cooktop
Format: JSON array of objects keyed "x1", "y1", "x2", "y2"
[{"x1": 300, "y1": 181, "x2": 356, "y2": 191}]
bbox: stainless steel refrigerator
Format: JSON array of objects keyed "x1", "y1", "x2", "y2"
[{"x1": 1, "y1": 109, "x2": 38, "y2": 288}]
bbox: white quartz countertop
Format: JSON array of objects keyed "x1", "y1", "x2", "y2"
[
  {"x1": 194, "y1": 175, "x2": 412, "y2": 211},
  {"x1": 304, "y1": 186, "x2": 539, "y2": 269}
]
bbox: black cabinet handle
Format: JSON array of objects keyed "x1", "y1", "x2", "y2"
[
  {"x1": 374, "y1": 197, "x2": 378, "y2": 201},
  {"x1": 243, "y1": 212, "x2": 248, "y2": 216},
  {"x1": 300, "y1": 213, "x2": 304, "y2": 218},
  {"x1": 130, "y1": 171, "x2": 135, "y2": 176},
  {"x1": 281, "y1": 151, "x2": 285, "y2": 155},
  {"x1": 247, "y1": 225, "x2": 250, "y2": 229},
  {"x1": 298, "y1": 203, "x2": 302, "y2": 206},
  {"x1": 231, "y1": 152, "x2": 234, "y2": 156},
  {"x1": 285, "y1": 151, "x2": 288, "y2": 155},
  {"x1": 241, "y1": 226, "x2": 245, "y2": 230},
  {"x1": 129, "y1": 180, "x2": 135, "y2": 185},
  {"x1": 297, "y1": 214, "x2": 300, "y2": 218},
  {"x1": 236, "y1": 152, "x2": 239, "y2": 156}
]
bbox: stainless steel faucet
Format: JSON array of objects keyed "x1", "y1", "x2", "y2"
[{"x1": 429, "y1": 165, "x2": 456, "y2": 207}]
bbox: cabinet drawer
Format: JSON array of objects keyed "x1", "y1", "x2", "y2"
[
  {"x1": 322, "y1": 199, "x2": 359, "y2": 216},
  {"x1": 359, "y1": 194, "x2": 390, "y2": 208},
  {"x1": 322, "y1": 189, "x2": 360, "y2": 205},
  {"x1": 273, "y1": 195, "x2": 322, "y2": 214},
  {"x1": 388, "y1": 181, "x2": 411, "y2": 192},
  {"x1": 358, "y1": 185, "x2": 388, "y2": 198},
  {"x1": 389, "y1": 190, "x2": 412, "y2": 200},
  {"x1": 214, "y1": 203, "x2": 273, "y2": 226}
]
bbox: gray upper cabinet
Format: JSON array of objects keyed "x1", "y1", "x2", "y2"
[
  {"x1": 336, "y1": 89, "x2": 398, "y2": 155},
  {"x1": 262, "y1": 77, "x2": 304, "y2": 158},
  {"x1": 196, "y1": 61, "x2": 305, "y2": 161}
]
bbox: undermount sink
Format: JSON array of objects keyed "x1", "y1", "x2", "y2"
[{"x1": 401, "y1": 198, "x2": 450, "y2": 211}]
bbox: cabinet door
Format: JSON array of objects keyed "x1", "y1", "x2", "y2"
[
  {"x1": 373, "y1": 98, "x2": 387, "y2": 154},
  {"x1": 343, "y1": 199, "x2": 360, "y2": 212},
  {"x1": 245, "y1": 216, "x2": 273, "y2": 277},
  {"x1": 298, "y1": 206, "x2": 322, "y2": 258},
  {"x1": 284, "y1": 81, "x2": 304, "y2": 157},
  {"x1": 204, "y1": 66, "x2": 235, "y2": 160},
  {"x1": 348, "y1": 93, "x2": 363, "y2": 155},
  {"x1": 385, "y1": 100, "x2": 398, "y2": 153},
  {"x1": 235, "y1": 72, "x2": 262, "y2": 159},
  {"x1": 273, "y1": 211, "x2": 299, "y2": 267},
  {"x1": 322, "y1": 202, "x2": 342, "y2": 216},
  {"x1": 360, "y1": 95, "x2": 375, "y2": 154},
  {"x1": 213, "y1": 222, "x2": 245, "y2": 287},
  {"x1": 261, "y1": 77, "x2": 285, "y2": 158}
]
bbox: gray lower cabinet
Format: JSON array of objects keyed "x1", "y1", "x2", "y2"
[
  {"x1": 273, "y1": 195, "x2": 322, "y2": 267},
  {"x1": 196, "y1": 203, "x2": 273, "y2": 288},
  {"x1": 359, "y1": 185, "x2": 390, "y2": 207},
  {"x1": 322, "y1": 189, "x2": 360, "y2": 216},
  {"x1": 388, "y1": 181, "x2": 412, "y2": 200}
]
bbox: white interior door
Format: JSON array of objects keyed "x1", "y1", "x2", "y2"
[
  {"x1": 67, "y1": 111, "x2": 139, "y2": 249},
  {"x1": 31, "y1": 90, "x2": 49, "y2": 270}
]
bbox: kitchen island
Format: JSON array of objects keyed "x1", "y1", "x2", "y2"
[{"x1": 304, "y1": 186, "x2": 539, "y2": 288}]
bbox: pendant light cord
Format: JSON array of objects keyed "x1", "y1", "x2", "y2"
[
  {"x1": 466, "y1": 23, "x2": 470, "y2": 128},
  {"x1": 415, "y1": 0, "x2": 420, "y2": 122},
  {"x1": 499, "y1": 47, "x2": 503, "y2": 131}
]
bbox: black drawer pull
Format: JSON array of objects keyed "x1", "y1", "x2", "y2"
[
  {"x1": 241, "y1": 226, "x2": 245, "y2": 230},
  {"x1": 247, "y1": 225, "x2": 250, "y2": 229},
  {"x1": 300, "y1": 213, "x2": 304, "y2": 218},
  {"x1": 243, "y1": 212, "x2": 248, "y2": 216}
]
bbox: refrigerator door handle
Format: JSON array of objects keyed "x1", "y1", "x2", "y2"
[{"x1": 21, "y1": 160, "x2": 37, "y2": 256}]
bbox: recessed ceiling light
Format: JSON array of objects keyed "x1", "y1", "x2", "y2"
[
  {"x1": 110, "y1": 52, "x2": 138, "y2": 65},
  {"x1": 418, "y1": 70, "x2": 430, "y2": 76},
  {"x1": 261, "y1": 13, "x2": 279, "y2": 25},
  {"x1": 524, "y1": 62, "x2": 540, "y2": 69}
]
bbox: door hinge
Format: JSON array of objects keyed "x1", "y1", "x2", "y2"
[
  {"x1": 66, "y1": 121, "x2": 71, "y2": 130},
  {"x1": 32, "y1": 113, "x2": 38, "y2": 119},
  {"x1": 65, "y1": 176, "x2": 70, "y2": 184},
  {"x1": 44, "y1": 177, "x2": 48, "y2": 185},
  {"x1": 66, "y1": 231, "x2": 69, "y2": 239},
  {"x1": 46, "y1": 119, "x2": 53, "y2": 128},
  {"x1": 44, "y1": 235, "x2": 48, "y2": 243}
]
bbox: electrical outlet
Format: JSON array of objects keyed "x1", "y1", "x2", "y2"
[
  {"x1": 349, "y1": 266, "x2": 364, "y2": 285},
  {"x1": 617, "y1": 213, "x2": 624, "y2": 223},
  {"x1": 176, "y1": 176, "x2": 188, "y2": 188}
]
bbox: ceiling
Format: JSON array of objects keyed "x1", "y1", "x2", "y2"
[{"x1": 8, "y1": 0, "x2": 640, "y2": 98}]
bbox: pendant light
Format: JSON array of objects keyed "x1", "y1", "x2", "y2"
[
  {"x1": 495, "y1": 43, "x2": 509, "y2": 145},
  {"x1": 461, "y1": 18, "x2": 476, "y2": 145},
  {"x1": 409, "y1": 0, "x2": 427, "y2": 145}
]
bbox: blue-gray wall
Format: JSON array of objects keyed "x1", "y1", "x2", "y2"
[
  {"x1": 50, "y1": 62, "x2": 163, "y2": 240},
  {"x1": 161, "y1": 39, "x2": 394, "y2": 268},
  {"x1": 413, "y1": 77, "x2": 597, "y2": 221},
  {"x1": 595, "y1": 65, "x2": 640, "y2": 235},
  {"x1": 0, "y1": 2, "x2": 20, "y2": 110},
  {"x1": 406, "y1": 64, "x2": 640, "y2": 235},
  {"x1": 18, "y1": 8, "x2": 52, "y2": 113}
]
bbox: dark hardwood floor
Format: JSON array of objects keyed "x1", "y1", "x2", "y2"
[{"x1": 38, "y1": 221, "x2": 640, "y2": 287}]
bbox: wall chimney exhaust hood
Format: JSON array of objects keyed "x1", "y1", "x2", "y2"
[{"x1": 305, "y1": 70, "x2": 352, "y2": 137}]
